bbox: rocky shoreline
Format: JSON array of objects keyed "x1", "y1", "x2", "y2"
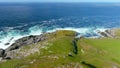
[
  {"x1": 98, "y1": 29, "x2": 115, "y2": 38},
  {"x1": 0, "y1": 29, "x2": 116, "y2": 62},
  {"x1": 0, "y1": 33, "x2": 50, "y2": 61}
]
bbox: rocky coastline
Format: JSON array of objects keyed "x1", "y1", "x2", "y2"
[
  {"x1": 0, "y1": 29, "x2": 116, "y2": 62},
  {"x1": 0, "y1": 33, "x2": 49, "y2": 61}
]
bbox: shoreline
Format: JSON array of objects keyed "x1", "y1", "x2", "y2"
[
  {"x1": 0, "y1": 28, "x2": 120, "y2": 67},
  {"x1": 0, "y1": 27, "x2": 117, "y2": 50},
  {"x1": 0, "y1": 27, "x2": 116, "y2": 51}
]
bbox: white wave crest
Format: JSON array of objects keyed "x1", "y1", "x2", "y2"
[{"x1": 0, "y1": 26, "x2": 108, "y2": 49}]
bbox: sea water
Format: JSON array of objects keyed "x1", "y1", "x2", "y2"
[{"x1": 0, "y1": 3, "x2": 120, "y2": 49}]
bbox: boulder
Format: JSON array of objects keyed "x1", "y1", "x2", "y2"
[
  {"x1": 98, "y1": 32, "x2": 109, "y2": 37},
  {"x1": 68, "y1": 52, "x2": 73, "y2": 57},
  {"x1": 98, "y1": 30, "x2": 115, "y2": 38},
  {"x1": 4, "y1": 57, "x2": 11, "y2": 60},
  {"x1": 0, "y1": 49, "x2": 5, "y2": 57},
  {"x1": 4, "y1": 43, "x2": 10, "y2": 45}
]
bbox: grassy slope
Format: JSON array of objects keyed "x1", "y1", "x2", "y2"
[
  {"x1": 77, "y1": 29, "x2": 120, "y2": 67},
  {"x1": 0, "y1": 30, "x2": 82, "y2": 68},
  {"x1": 1, "y1": 30, "x2": 120, "y2": 68},
  {"x1": 78, "y1": 38, "x2": 120, "y2": 67}
]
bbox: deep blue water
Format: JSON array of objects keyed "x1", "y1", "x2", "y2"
[
  {"x1": 1, "y1": 3, "x2": 120, "y2": 28},
  {"x1": 1, "y1": 3, "x2": 120, "y2": 49}
]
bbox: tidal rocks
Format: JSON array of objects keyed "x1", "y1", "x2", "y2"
[
  {"x1": 0, "y1": 49, "x2": 5, "y2": 57},
  {"x1": 4, "y1": 37, "x2": 14, "y2": 46},
  {"x1": 1, "y1": 33, "x2": 48, "y2": 60},
  {"x1": 4, "y1": 43, "x2": 10, "y2": 45},
  {"x1": 6, "y1": 34, "x2": 47, "y2": 52}
]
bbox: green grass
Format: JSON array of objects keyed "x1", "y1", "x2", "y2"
[
  {"x1": 83, "y1": 38, "x2": 120, "y2": 58},
  {"x1": 1, "y1": 30, "x2": 120, "y2": 68},
  {"x1": 0, "y1": 59, "x2": 31, "y2": 68},
  {"x1": 78, "y1": 38, "x2": 120, "y2": 67},
  {"x1": 0, "y1": 30, "x2": 82, "y2": 68},
  {"x1": 114, "y1": 29, "x2": 120, "y2": 37},
  {"x1": 26, "y1": 30, "x2": 81, "y2": 68}
]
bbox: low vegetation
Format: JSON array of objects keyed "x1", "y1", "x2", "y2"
[{"x1": 1, "y1": 30, "x2": 120, "y2": 68}]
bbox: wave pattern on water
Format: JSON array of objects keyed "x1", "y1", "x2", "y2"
[{"x1": 0, "y1": 16, "x2": 119, "y2": 49}]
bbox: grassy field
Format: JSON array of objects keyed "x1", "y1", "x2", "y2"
[
  {"x1": 0, "y1": 30, "x2": 82, "y2": 68},
  {"x1": 78, "y1": 38, "x2": 120, "y2": 67},
  {"x1": 1, "y1": 30, "x2": 120, "y2": 68}
]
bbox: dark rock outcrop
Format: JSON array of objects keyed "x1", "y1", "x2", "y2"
[
  {"x1": 98, "y1": 31, "x2": 109, "y2": 37},
  {"x1": 72, "y1": 40, "x2": 78, "y2": 54},
  {"x1": 4, "y1": 57, "x2": 11, "y2": 60},
  {"x1": 1, "y1": 33, "x2": 48, "y2": 61},
  {"x1": 105, "y1": 30, "x2": 115, "y2": 37},
  {"x1": 6, "y1": 34, "x2": 47, "y2": 52},
  {"x1": 98, "y1": 29, "x2": 115, "y2": 38},
  {"x1": 0, "y1": 49, "x2": 5, "y2": 57},
  {"x1": 4, "y1": 43, "x2": 10, "y2": 45}
]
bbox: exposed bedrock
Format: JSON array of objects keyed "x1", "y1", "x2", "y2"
[
  {"x1": 5, "y1": 34, "x2": 47, "y2": 52},
  {"x1": 98, "y1": 29, "x2": 115, "y2": 38},
  {"x1": 0, "y1": 33, "x2": 49, "y2": 61},
  {"x1": 0, "y1": 49, "x2": 6, "y2": 57}
]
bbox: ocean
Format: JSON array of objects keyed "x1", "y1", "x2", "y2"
[{"x1": 0, "y1": 3, "x2": 120, "y2": 49}]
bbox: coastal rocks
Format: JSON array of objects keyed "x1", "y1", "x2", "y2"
[
  {"x1": 98, "y1": 31, "x2": 109, "y2": 37},
  {"x1": 4, "y1": 43, "x2": 10, "y2": 45},
  {"x1": 0, "y1": 49, "x2": 5, "y2": 57},
  {"x1": 0, "y1": 57, "x2": 2, "y2": 61},
  {"x1": 4, "y1": 37, "x2": 14, "y2": 46},
  {"x1": 105, "y1": 30, "x2": 115, "y2": 36},
  {"x1": 104, "y1": 30, "x2": 115, "y2": 38},
  {"x1": 4, "y1": 50, "x2": 19, "y2": 59},
  {"x1": 0, "y1": 33, "x2": 50, "y2": 61},
  {"x1": 0, "y1": 49, "x2": 7, "y2": 61},
  {"x1": 6, "y1": 34, "x2": 47, "y2": 52},
  {"x1": 98, "y1": 29, "x2": 115, "y2": 38}
]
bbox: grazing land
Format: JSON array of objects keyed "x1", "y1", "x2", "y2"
[{"x1": 1, "y1": 30, "x2": 120, "y2": 68}]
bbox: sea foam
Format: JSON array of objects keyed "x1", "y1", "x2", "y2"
[{"x1": 0, "y1": 26, "x2": 108, "y2": 49}]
